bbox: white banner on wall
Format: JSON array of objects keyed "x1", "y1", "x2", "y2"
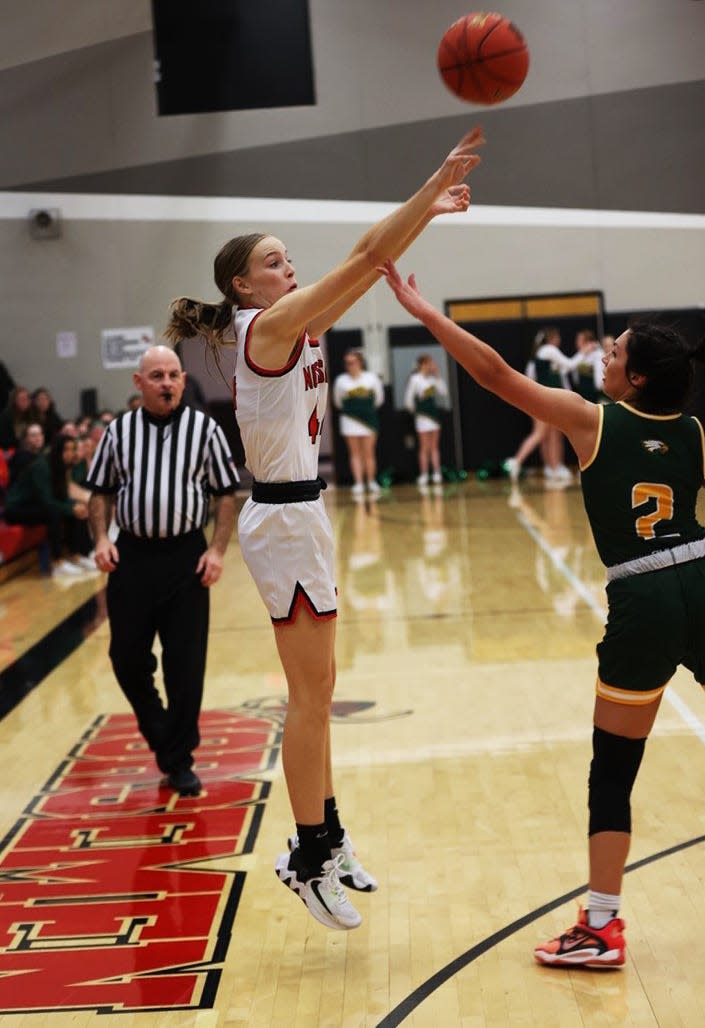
[
  {"x1": 56, "y1": 330, "x2": 78, "y2": 358},
  {"x1": 101, "y1": 326, "x2": 154, "y2": 370}
]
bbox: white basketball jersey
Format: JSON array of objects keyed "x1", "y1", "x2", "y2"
[{"x1": 233, "y1": 307, "x2": 328, "y2": 482}]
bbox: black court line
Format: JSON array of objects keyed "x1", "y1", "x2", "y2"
[
  {"x1": 375, "y1": 831, "x2": 705, "y2": 1027},
  {"x1": 0, "y1": 589, "x2": 106, "y2": 719}
]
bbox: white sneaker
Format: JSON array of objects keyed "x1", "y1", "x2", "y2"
[
  {"x1": 416, "y1": 474, "x2": 428, "y2": 487},
  {"x1": 275, "y1": 850, "x2": 362, "y2": 930},
  {"x1": 351, "y1": 482, "x2": 365, "y2": 497},
  {"x1": 553, "y1": 464, "x2": 573, "y2": 482},
  {"x1": 332, "y1": 832, "x2": 378, "y2": 892},
  {"x1": 367, "y1": 480, "x2": 381, "y2": 494},
  {"x1": 53, "y1": 560, "x2": 84, "y2": 577},
  {"x1": 503, "y1": 458, "x2": 519, "y2": 483},
  {"x1": 431, "y1": 471, "x2": 442, "y2": 485},
  {"x1": 289, "y1": 832, "x2": 378, "y2": 892}
]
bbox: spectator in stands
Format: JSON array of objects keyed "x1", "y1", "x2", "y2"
[
  {"x1": 126, "y1": 394, "x2": 142, "y2": 412},
  {"x1": 4, "y1": 424, "x2": 90, "y2": 577},
  {"x1": 0, "y1": 386, "x2": 31, "y2": 449},
  {"x1": 76, "y1": 414, "x2": 93, "y2": 435},
  {"x1": 58, "y1": 420, "x2": 78, "y2": 438},
  {"x1": 30, "y1": 387, "x2": 64, "y2": 447},
  {"x1": 89, "y1": 420, "x2": 106, "y2": 447},
  {"x1": 73, "y1": 434, "x2": 92, "y2": 489},
  {"x1": 98, "y1": 409, "x2": 115, "y2": 425},
  {"x1": 48, "y1": 435, "x2": 95, "y2": 570}
]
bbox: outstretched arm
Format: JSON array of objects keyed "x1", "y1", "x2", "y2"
[
  {"x1": 307, "y1": 183, "x2": 474, "y2": 339},
  {"x1": 381, "y1": 260, "x2": 600, "y2": 465},
  {"x1": 255, "y1": 128, "x2": 485, "y2": 358}
]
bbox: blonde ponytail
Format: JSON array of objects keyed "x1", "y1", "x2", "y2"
[{"x1": 164, "y1": 297, "x2": 232, "y2": 348}]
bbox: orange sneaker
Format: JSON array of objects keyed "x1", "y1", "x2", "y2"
[{"x1": 534, "y1": 906, "x2": 625, "y2": 968}]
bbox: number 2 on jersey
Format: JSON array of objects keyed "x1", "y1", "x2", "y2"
[{"x1": 632, "y1": 482, "x2": 674, "y2": 539}]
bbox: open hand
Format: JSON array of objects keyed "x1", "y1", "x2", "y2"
[
  {"x1": 436, "y1": 126, "x2": 485, "y2": 190},
  {"x1": 379, "y1": 259, "x2": 427, "y2": 319}
]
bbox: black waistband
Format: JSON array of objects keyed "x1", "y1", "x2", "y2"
[
  {"x1": 251, "y1": 477, "x2": 327, "y2": 504},
  {"x1": 117, "y1": 528, "x2": 204, "y2": 548}
]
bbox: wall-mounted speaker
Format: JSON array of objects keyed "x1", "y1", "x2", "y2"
[{"x1": 28, "y1": 208, "x2": 61, "y2": 240}]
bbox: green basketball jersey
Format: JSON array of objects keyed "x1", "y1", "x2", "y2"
[{"x1": 581, "y1": 401, "x2": 705, "y2": 567}]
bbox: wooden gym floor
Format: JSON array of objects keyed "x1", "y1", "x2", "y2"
[{"x1": 2, "y1": 478, "x2": 705, "y2": 1027}]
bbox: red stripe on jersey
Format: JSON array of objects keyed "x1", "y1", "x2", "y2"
[{"x1": 243, "y1": 311, "x2": 306, "y2": 378}]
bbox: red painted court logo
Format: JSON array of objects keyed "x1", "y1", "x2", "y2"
[{"x1": 0, "y1": 709, "x2": 280, "y2": 1014}]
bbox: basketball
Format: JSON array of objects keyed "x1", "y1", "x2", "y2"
[{"x1": 437, "y1": 11, "x2": 529, "y2": 105}]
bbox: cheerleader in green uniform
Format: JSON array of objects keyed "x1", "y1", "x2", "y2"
[
  {"x1": 404, "y1": 354, "x2": 449, "y2": 486},
  {"x1": 572, "y1": 329, "x2": 604, "y2": 403},
  {"x1": 333, "y1": 350, "x2": 384, "y2": 496}
]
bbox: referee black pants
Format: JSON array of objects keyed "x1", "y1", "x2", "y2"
[{"x1": 107, "y1": 530, "x2": 209, "y2": 775}]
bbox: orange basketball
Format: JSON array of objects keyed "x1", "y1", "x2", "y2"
[{"x1": 437, "y1": 11, "x2": 529, "y2": 105}]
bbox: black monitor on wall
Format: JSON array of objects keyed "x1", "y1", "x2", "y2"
[{"x1": 152, "y1": 0, "x2": 316, "y2": 116}]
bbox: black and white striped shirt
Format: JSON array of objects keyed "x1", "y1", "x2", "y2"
[{"x1": 86, "y1": 404, "x2": 239, "y2": 538}]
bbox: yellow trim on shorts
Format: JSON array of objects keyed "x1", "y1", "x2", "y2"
[{"x1": 596, "y1": 677, "x2": 668, "y2": 705}]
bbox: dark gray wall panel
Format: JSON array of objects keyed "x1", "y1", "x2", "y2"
[{"x1": 10, "y1": 79, "x2": 705, "y2": 213}]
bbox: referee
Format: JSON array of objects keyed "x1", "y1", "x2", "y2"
[{"x1": 87, "y1": 346, "x2": 239, "y2": 796}]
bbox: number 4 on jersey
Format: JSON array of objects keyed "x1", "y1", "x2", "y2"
[{"x1": 308, "y1": 404, "x2": 324, "y2": 445}]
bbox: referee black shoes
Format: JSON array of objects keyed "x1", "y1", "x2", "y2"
[{"x1": 164, "y1": 767, "x2": 202, "y2": 796}]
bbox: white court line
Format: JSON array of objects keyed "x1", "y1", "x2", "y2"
[{"x1": 515, "y1": 509, "x2": 705, "y2": 748}]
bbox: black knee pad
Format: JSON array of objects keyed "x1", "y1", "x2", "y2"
[{"x1": 588, "y1": 726, "x2": 646, "y2": 836}]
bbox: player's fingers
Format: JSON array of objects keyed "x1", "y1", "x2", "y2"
[
  {"x1": 447, "y1": 153, "x2": 481, "y2": 181},
  {"x1": 382, "y1": 258, "x2": 398, "y2": 283},
  {"x1": 456, "y1": 126, "x2": 486, "y2": 151}
]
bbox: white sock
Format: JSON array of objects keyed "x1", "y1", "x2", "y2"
[{"x1": 587, "y1": 890, "x2": 620, "y2": 928}]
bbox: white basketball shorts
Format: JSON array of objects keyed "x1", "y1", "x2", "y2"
[{"x1": 237, "y1": 495, "x2": 337, "y2": 624}]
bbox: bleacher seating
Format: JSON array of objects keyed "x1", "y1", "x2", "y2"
[{"x1": 0, "y1": 449, "x2": 48, "y2": 581}]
